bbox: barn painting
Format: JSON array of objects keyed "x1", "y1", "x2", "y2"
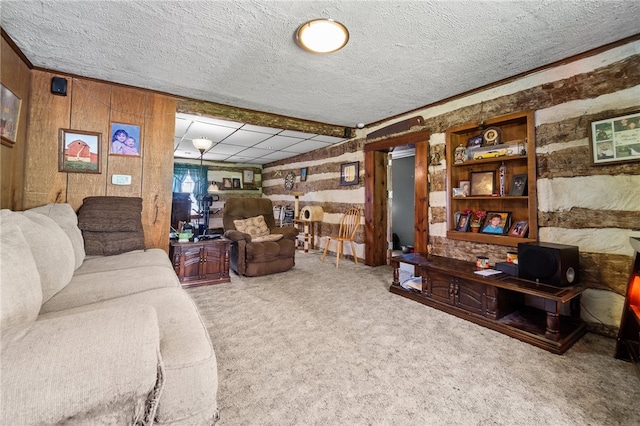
[{"x1": 58, "y1": 129, "x2": 101, "y2": 173}]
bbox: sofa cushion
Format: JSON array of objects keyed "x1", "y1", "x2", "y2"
[
  {"x1": 28, "y1": 203, "x2": 85, "y2": 270},
  {"x1": 3, "y1": 210, "x2": 75, "y2": 303},
  {"x1": 233, "y1": 215, "x2": 270, "y2": 237},
  {"x1": 40, "y1": 265, "x2": 180, "y2": 314},
  {"x1": 39, "y1": 288, "x2": 219, "y2": 425},
  {"x1": 74, "y1": 248, "x2": 173, "y2": 276},
  {"x1": 0, "y1": 214, "x2": 42, "y2": 348},
  {"x1": 1, "y1": 305, "x2": 162, "y2": 425},
  {"x1": 252, "y1": 233, "x2": 284, "y2": 243}
]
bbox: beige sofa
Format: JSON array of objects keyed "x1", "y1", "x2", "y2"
[{"x1": 0, "y1": 203, "x2": 219, "y2": 425}]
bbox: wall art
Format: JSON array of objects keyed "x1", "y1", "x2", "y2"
[
  {"x1": 1, "y1": 83, "x2": 21, "y2": 146},
  {"x1": 110, "y1": 122, "x2": 142, "y2": 156},
  {"x1": 590, "y1": 111, "x2": 640, "y2": 165},
  {"x1": 58, "y1": 128, "x2": 102, "y2": 173}
]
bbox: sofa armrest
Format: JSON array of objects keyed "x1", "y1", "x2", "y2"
[
  {"x1": 271, "y1": 225, "x2": 299, "y2": 240},
  {"x1": 1, "y1": 305, "x2": 162, "y2": 425},
  {"x1": 224, "y1": 229, "x2": 252, "y2": 242}
]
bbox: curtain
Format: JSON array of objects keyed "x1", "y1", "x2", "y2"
[{"x1": 173, "y1": 164, "x2": 208, "y2": 194}]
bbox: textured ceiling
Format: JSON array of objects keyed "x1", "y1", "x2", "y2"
[{"x1": 2, "y1": 1, "x2": 639, "y2": 130}]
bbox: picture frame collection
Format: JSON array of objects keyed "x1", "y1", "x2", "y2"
[{"x1": 452, "y1": 209, "x2": 529, "y2": 238}]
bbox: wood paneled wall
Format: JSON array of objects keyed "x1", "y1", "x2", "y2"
[
  {"x1": 23, "y1": 70, "x2": 175, "y2": 251},
  {"x1": 1, "y1": 36, "x2": 31, "y2": 210}
]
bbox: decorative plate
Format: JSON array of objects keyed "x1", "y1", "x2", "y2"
[
  {"x1": 482, "y1": 127, "x2": 501, "y2": 146},
  {"x1": 284, "y1": 171, "x2": 296, "y2": 190}
]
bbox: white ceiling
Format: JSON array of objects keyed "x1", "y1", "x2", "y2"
[
  {"x1": 174, "y1": 113, "x2": 345, "y2": 164},
  {"x1": 2, "y1": 1, "x2": 639, "y2": 163}
]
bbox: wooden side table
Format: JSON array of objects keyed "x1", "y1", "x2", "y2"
[
  {"x1": 169, "y1": 238, "x2": 230, "y2": 288},
  {"x1": 294, "y1": 219, "x2": 320, "y2": 252}
]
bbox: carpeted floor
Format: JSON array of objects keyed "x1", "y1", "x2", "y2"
[{"x1": 187, "y1": 251, "x2": 639, "y2": 426}]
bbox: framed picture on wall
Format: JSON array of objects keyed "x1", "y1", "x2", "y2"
[
  {"x1": 340, "y1": 162, "x2": 359, "y2": 186},
  {"x1": 58, "y1": 128, "x2": 102, "y2": 174},
  {"x1": 232, "y1": 178, "x2": 241, "y2": 189},
  {"x1": 300, "y1": 167, "x2": 308, "y2": 182},
  {"x1": 222, "y1": 178, "x2": 232, "y2": 189},
  {"x1": 589, "y1": 110, "x2": 640, "y2": 165},
  {"x1": 110, "y1": 122, "x2": 142, "y2": 156},
  {"x1": 1, "y1": 83, "x2": 21, "y2": 147},
  {"x1": 243, "y1": 169, "x2": 255, "y2": 189}
]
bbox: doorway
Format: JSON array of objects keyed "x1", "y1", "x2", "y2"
[{"x1": 363, "y1": 130, "x2": 430, "y2": 267}]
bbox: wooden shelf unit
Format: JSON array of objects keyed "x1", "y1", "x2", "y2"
[
  {"x1": 169, "y1": 238, "x2": 231, "y2": 288},
  {"x1": 390, "y1": 254, "x2": 587, "y2": 354},
  {"x1": 446, "y1": 111, "x2": 537, "y2": 247}
]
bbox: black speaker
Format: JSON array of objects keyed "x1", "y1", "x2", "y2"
[
  {"x1": 518, "y1": 242, "x2": 579, "y2": 287},
  {"x1": 51, "y1": 77, "x2": 67, "y2": 96}
]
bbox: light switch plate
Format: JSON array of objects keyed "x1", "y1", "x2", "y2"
[{"x1": 111, "y1": 174, "x2": 131, "y2": 185}]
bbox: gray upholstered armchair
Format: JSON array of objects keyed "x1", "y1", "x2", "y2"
[{"x1": 222, "y1": 197, "x2": 298, "y2": 276}]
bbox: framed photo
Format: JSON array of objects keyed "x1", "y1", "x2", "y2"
[
  {"x1": 455, "y1": 213, "x2": 471, "y2": 232},
  {"x1": 508, "y1": 220, "x2": 529, "y2": 238},
  {"x1": 589, "y1": 111, "x2": 640, "y2": 165},
  {"x1": 110, "y1": 122, "x2": 141, "y2": 156},
  {"x1": 470, "y1": 171, "x2": 495, "y2": 196},
  {"x1": 1, "y1": 83, "x2": 21, "y2": 146},
  {"x1": 340, "y1": 162, "x2": 359, "y2": 186},
  {"x1": 300, "y1": 167, "x2": 308, "y2": 182},
  {"x1": 459, "y1": 180, "x2": 470, "y2": 196},
  {"x1": 58, "y1": 129, "x2": 102, "y2": 174},
  {"x1": 243, "y1": 169, "x2": 255, "y2": 189},
  {"x1": 480, "y1": 211, "x2": 511, "y2": 235},
  {"x1": 222, "y1": 178, "x2": 232, "y2": 189},
  {"x1": 509, "y1": 174, "x2": 528, "y2": 196},
  {"x1": 232, "y1": 178, "x2": 241, "y2": 189}
]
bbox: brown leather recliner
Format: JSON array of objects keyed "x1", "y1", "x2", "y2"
[{"x1": 222, "y1": 197, "x2": 298, "y2": 276}]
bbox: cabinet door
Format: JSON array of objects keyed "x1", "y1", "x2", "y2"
[
  {"x1": 455, "y1": 279, "x2": 485, "y2": 315},
  {"x1": 201, "y1": 242, "x2": 228, "y2": 280},
  {"x1": 180, "y1": 246, "x2": 205, "y2": 282},
  {"x1": 426, "y1": 270, "x2": 455, "y2": 305}
]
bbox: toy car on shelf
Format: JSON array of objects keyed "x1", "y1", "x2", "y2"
[{"x1": 473, "y1": 148, "x2": 510, "y2": 160}]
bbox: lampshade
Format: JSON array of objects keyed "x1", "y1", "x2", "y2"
[
  {"x1": 192, "y1": 137, "x2": 213, "y2": 153},
  {"x1": 207, "y1": 181, "x2": 219, "y2": 193},
  {"x1": 296, "y1": 19, "x2": 349, "y2": 53}
]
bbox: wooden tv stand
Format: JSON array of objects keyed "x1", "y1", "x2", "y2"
[{"x1": 390, "y1": 254, "x2": 587, "y2": 354}]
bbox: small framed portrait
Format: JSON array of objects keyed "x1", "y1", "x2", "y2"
[
  {"x1": 455, "y1": 213, "x2": 471, "y2": 232},
  {"x1": 222, "y1": 178, "x2": 232, "y2": 189},
  {"x1": 452, "y1": 188, "x2": 465, "y2": 197},
  {"x1": 509, "y1": 174, "x2": 528, "y2": 196},
  {"x1": 58, "y1": 128, "x2": 102, "y2": 174},
  {"x1": 470, "y1": 171, "x2": 495, "y2": 196},
  {"x1": 508, "y1": 220, "x2": 529, "y2": 238},
  {"x1": 0, "y1": 83, "x2": 21, "y2": 146},
  {"x1": 110, "y1": 122, "x2": 141, "y2": 156},
  {"x1": 300, "y1": 167, "x2": 308, "y2": 182},
  {"x1": 480, "y1": 211, "x2": 511, "y2": 235},
  {"x1": 459, "y1": 180, "x2": 470, "y2": 196},
  {"x1": 232, "y1": 178, "x2": 241, "y2": 189},
  {"x1": 589, "y1": 111, "x2": 640, "y2": 165},
  {"x1": 340, "y1": 162, "x2": 359, "y2": 186},
  {"x1": 482, "y1": 126, "x2": 502, "y2": 146}
]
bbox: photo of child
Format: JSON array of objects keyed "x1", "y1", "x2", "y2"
[
  {"x1": 480, "y1": 212, "x2": 510, "y2": 235},
  {"x1": 110, "y1": 122, "x2": 141, "y2": 156}
]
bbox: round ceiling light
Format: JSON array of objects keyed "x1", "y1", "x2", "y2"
[{"x1": 296, "y1": 19, "x2": 349, "y2": 53}]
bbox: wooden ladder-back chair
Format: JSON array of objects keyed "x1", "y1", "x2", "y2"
[{"x1": 322, "y1": 207, "x2": 361, "y2": 268}]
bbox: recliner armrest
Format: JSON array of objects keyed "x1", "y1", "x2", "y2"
[
  {"x1": 223, "y1": 229, "x2": 252, "y2": 242},
  {"x1": 270, "y1": 226, "x2": 298, "y2": 240}
]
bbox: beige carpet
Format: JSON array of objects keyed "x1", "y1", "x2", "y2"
[{"x1": 187, "y1": 251, "x2": 639, "y2": 426}]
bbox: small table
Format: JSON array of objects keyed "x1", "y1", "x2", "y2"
[
  {"x1": 169, "y1": 238, "x2": 230, "y2": 287},
  {"x1": 294, "y1": 219, "x2": 320, "y2": 252}
]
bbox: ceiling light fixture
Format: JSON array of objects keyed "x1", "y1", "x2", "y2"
[
  {"x1": 192, "y1": 137, "x2": 213, "y2": 154},
  {"x1": 296, "y1": 19, "x2": 349, "y2": 53}
]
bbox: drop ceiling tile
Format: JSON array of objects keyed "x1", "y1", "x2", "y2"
[
  {"x1": 283, "y1": 140, "x2": 336, "y2": 153},
  {"x1": 311, "y1": 134, "x2": 345, "y2": 143},
  {"x1": 260, "y1": 151, "x2": 299, "y2": 161},
  {"x1": 280, "y1": 129, "x2": 317, "y2": 138},
  {"x1": 235, "y1": 147, "x2": 274, "y2": 158},
  {"x1": 193, "y1": 116, "x2": 243, "y2": 129},
  {"x1": 253, "y1": 135, "x2": 302, "y2": 150},
  {"x1": 175, "y1": 117, "x2": 191, "y2": 136},
  {"x1": 222, "y1": 129, "x2": 272, "y2": 146},
  {"x1": 241, "y1": 123, "x2": 283, "y2": 134},
  {"x1": 208, "y1": 143, "x2": 246, "y2": 155},
  {"x1": 202, "y1": 152, "x2": 231, "y2": 161},
  {"x1": 185, "y1": 121, "x2": 237, "y2": 142}
]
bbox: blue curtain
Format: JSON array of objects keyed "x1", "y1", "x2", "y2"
[{"x1": 173, "y1": 164, "x2": 208, "y2": 194}]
